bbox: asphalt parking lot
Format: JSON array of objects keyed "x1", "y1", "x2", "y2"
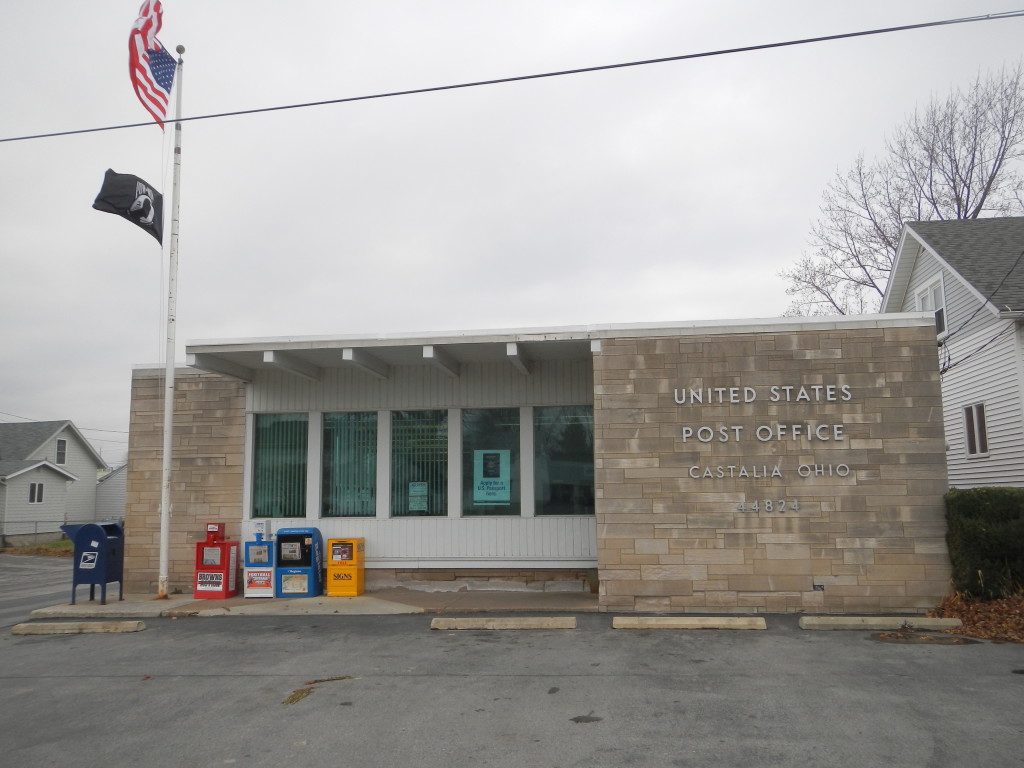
[{"x1": 3, "y1": 611, "x2": 1023, "y2": 768}]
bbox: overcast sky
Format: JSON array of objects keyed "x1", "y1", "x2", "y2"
[{"x1": 1, "y1": 1, "x2": 1021, "y2": 465}]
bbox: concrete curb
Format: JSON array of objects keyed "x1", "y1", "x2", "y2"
[
  {"x1": 612, "y1": 616, "x2": 767, "y2": 630},
  {"x1": 12, "y1": 620, "x2": 146, "y2": 635},
  {"x1": 430, "y1": 617, "x2": 578, "y2": 630},
  {"x1": 798, "y1": 616, "x2": 963, "y2": 631}
]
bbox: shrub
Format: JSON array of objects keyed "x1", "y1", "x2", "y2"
[{"x1": 945, "y1": 487, "x2": 1024, "y2": 599}]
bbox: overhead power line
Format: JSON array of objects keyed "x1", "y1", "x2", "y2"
[{"x1": 3, "y1": 10, "x2": 1023, "y2": 144}]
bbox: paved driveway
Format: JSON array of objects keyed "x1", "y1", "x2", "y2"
[
  {"x1": 3, "y1": 611, "x2": 1022, "y2": 768},
  {"x1": 0, "y1": 554, "x2": 72, "y2": 629}
]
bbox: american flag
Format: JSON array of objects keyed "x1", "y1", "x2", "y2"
[{"x1": 129, "y1": 0, "x2": 176, "y2": 127}]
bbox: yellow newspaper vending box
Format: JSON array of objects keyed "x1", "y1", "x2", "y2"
[{"x1": 326, "y1": 537, "x2": 365, "y2": 596}]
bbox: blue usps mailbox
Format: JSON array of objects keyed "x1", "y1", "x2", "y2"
[
  {"x1": 61, "y1": 522, "x2": 124, "y2": 605},
  {"x1": 274, "y1": 527, "x2": 324, "y2": 598}
]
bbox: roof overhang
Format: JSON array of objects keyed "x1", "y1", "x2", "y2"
[
  {"x1": 185, "y1": 326, "x2": 606, "y2": 382},
  {"x1": 182, "y1": 317, "x2": 938, "y2": 382},
  {"x1": 1, "y1": 460, "x2": 79, "y2": 482}
]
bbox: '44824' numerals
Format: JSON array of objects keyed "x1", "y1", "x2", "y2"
[{"x1": 737, "y1": 500, "x2": 799, "y2": 513}]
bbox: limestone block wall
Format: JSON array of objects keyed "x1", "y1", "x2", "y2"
[
  {"x1": 593, "y1": 319, "x2": 950, "y2": 614},
  {"x1": 124, "y1": 368, "x2": 246, "y2": 593}
]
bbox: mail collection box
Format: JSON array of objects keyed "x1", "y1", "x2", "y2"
[{"x1": 61, "y1": 522, "x2": 124, "y2": 605}]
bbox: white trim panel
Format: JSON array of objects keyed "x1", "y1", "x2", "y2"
[{"x1": 240, "y1": 516, "x2": 598, "y2": 566}]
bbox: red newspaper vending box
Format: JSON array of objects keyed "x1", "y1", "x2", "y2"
[{"x1": 193, "y1": 523, "x2": 239, "y2": 599}]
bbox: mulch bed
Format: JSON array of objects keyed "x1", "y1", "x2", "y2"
[{"x1": 928, "y1": 595, "x2": 1024, "y2": 644}]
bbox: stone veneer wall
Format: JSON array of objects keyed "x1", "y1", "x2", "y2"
[
  {"x1": 124, "y1": 368, "x2": 246, "y2": 593},
  {"x1": 593, "y1": 321, "x2": 950, "y2": 614}
]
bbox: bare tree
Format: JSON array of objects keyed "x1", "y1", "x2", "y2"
[{"x1": 782, "y1": 63, "x2": 1024, "y2": 315}]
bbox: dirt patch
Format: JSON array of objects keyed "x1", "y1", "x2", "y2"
[{"x1": 2, "y1": 541, "x2": 74, "y2": 557}]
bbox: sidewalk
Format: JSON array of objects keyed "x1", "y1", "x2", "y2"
[{"x1": 30, "y1": 587, "x2": 600, "y2": 619}]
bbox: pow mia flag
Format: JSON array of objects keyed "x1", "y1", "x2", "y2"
[{"x1": 92, "y1": 169, "x2": 164, "y2": 244}]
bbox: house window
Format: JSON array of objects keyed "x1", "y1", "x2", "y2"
[
  {"x1": 29, "y1": 483, "x2": 44, "y2": 503},
  {"x1": 322, "y1": 412, "x2": 377, "y2": 517},
  {"x1": 252, "y1": 413, "x2": 308, "y2": 518},
  {"x1": 55, "y1": 438, "x2": 67, "y2": 465},
  {"x1": 916, "y1": 280, "x2": 946, "y2": 335},
  {"x1": 534, "y1": 406, "x2": 595, "y2": 516},
  {"x1": 964, "y1": 403, "x2": 989, "y2": 456},
  {"x1": 391, "y1": 410, "x2": 447, "y2": 517},
  {"x1": 462, "y1": 408, "x2": 520, "y2": 517}
]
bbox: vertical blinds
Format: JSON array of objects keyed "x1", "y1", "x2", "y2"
[
  {"x1": 252, "y1": 413, "x2": 308, "y2": 518},
  {"x1": 322, "y1": 412, "x2": 377, "y2": 517},
  {"x1": 391, "y1": 410, "x2": 448, "y2": 517}
]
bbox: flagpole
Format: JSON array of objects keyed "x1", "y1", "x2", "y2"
[{"x1": 158, "y1": 44, "x2": 185, "y2": 599}]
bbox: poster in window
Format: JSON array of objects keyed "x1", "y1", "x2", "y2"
[
  {"x1": 248, "y1": 544, "x2": 270, "y2": 564},
  {"x1": 280, "y1": 542, "x2": 302, "y2": 561},
  {"x1": 474, "y1": 450, "x2": 511, "y2": 505},
  {"x1": 409, "y1": 482, "x2": 428, "y2": 512}
]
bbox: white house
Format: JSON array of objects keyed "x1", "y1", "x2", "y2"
[
  {"x1": 96, "y1": 464, "x2": 127, "y2": 522},
  {"x1": 881, "y1": 216, "x2": 1024, "y2": 488},
  {"x1": 0, "y1": 420, "x2": 108, "y2": 544}
]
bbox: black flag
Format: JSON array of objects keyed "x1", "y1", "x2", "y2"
[{"x1": 92, "y1": 169, "x2": 164, "y2": 244}]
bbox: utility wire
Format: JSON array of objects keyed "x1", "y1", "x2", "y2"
[
  {"x1": 941, "y1": 324, "x2": 1017, "y2": 375},
  {"x1": 3, "y1": 10, "x2": 1023, "y2": 144},
  {"x1": 0, "y1": 409, "x2": 128, "y2": 435}
]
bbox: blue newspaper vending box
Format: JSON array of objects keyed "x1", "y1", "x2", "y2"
[
  {"x1": 274, "y1": 527, "x2": 324, "y2": 597},
  {"x1": 243, "y1": 523, "x2": 275, "y2": 598}
]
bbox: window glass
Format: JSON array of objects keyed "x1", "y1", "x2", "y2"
[
  {"x1": 322, "y1": 412, "x2": 377, "y2": 517},
  {"x1": 391, "y1": 410, "x2": 447, "y2": 517},
  {"x1": 252, "y1": 413, "x2": 308, "y2": 518},
  {"x1": 964, "y1": 403, "x2": 989, "y2": 456},
  {"x1": 29, "y1": 482, "x2": 44, "y2": 504},
  {"x1": 534, "y1": 406, "x2": 594, "y2": 516},
  {"x1": 918, "y1": 281, "x2": 946, "y2": 335},
  {"x1": 55, "y1": 439, "x2": 67, "y2": 465},
  {"x1": 462, "y1": 408, "x2": 520, "y2": 516}
]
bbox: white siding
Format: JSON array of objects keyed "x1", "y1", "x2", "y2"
[
  {"x1": 96, "y1": 466, "x2": 127, "y2": 521},
  {"x1": 240, "y1": 516, "x2": 598, "y2": 568},
  {"x1": 941, "y1": 321, "x2": 1024, "y2": 487},
  {"x1": 1, "y1": 469, "x2": 70, "y2": 536},
  {"x1": 249, "y1": 359, "x2": 593, "y2": 412},
  {"x1": 902, "y1": 249, "x2": 1002, "y2": 340},
  {"x1": 26, "y1": 427, "x2": 101, "y2": 525}
]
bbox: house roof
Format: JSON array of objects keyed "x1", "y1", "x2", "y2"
[
  {"x1": 884, "y1": 217, "x2": 1024, "y2": 313},
  {"x1": 0, "y1": 420, "x2": 106, "y2": 470}
]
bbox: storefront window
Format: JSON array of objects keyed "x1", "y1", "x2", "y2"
[
  {"x1": 252, "y1": 413, "x2": 308, "y2": 518},
  {"x1": 391, "y1": 410, "x2": 447, "y2": 517},
  {"x1": 534, "y1": 406, "x2": 594, "y2": 516},
  {"x1": 462, "y1": 408, "x2": 520, "y2": 516},
  {"x1": 322, "y1": 412, "x2": 377, "y2": 517}
]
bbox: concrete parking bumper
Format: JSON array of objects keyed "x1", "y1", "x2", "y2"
[{"x1": 12, "y1": 620, "x2": 146, "y2": 635}]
